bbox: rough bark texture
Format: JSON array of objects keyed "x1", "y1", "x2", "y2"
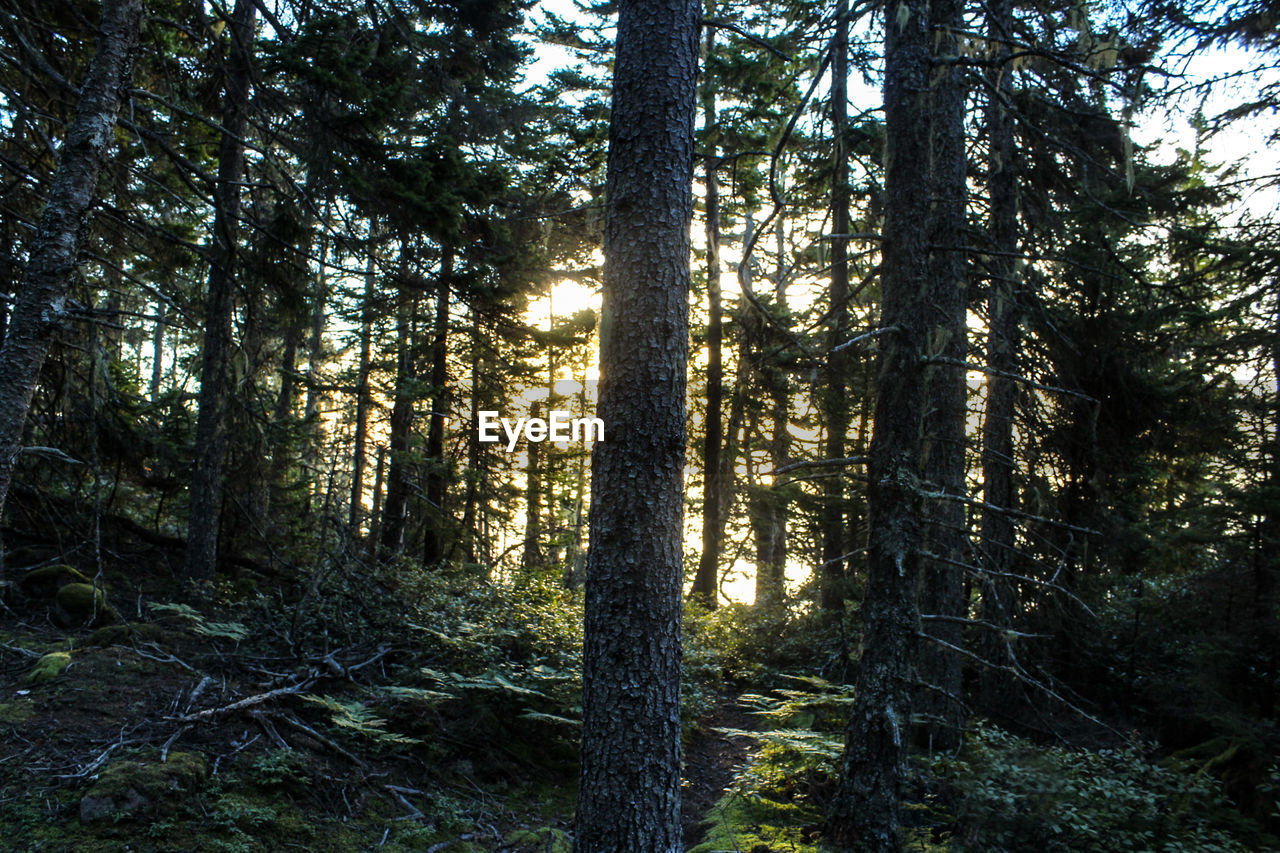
[
  {"x1": 574, "y1": 0, "x2": 698, "y2": 847},
  {"x1": 0, "y1": 0, "x2": 143, "y2": 576},
  {"x1": 692, "y1": 15, "x2": 723, "y2": 609},
  {"x1": 820, "y1": 0, "x2": 852, "y2": 613},
  {"x1": 827, "y1": 0, "x2": 931, "y2": 846},
  {"x1": 422, "y1": 247, "x2": 452, "y2": 565},
  {"x1": 184, "y1": 0, "x2": 257, "y2": 580},
  {"x1": 979, "y1": 0, "x2": 1022, "y2": 710},
  {"x1": 916, "y1": 0, "x2": 969, "y2": 752}
]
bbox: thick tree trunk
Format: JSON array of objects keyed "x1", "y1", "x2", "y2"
[
  {"x1": 0, "y1": 0, "x2": 142, "y2": 574},
  {"x1": 574, "y1": 0, "x2": 697, "y2": 847},
  {"x1": 422, "y1": 246, "x2": 452, "y2": 565},
  {"x1": 184, "y1": 0, "x2": 257, "y2": 580},
  {"x1": 827, "y1": 0, "x2": 932, "y2": 846},
  {"x1": 820, "y1": 0, "x2": 852, "y2": 613},
  {"x1": 692, "y1": 16, "x2": 723, "y2": 609},
  {"x1": 916, "y1": 0, "x2": 969, "y2": 752},
  {"x1": 979, "y1": 0, "x2": 1023, "y2": 710}
]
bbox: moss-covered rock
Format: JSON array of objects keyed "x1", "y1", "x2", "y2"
[
  {"x1": 54, "y1": 583, "x2": 117, "y2": 627},
  {"x1": 504, "y1": 827, "x2": 572, "y2": 852},
  {"x1": 16, "y1": 564, "x2": 89, "y2": 601},
  {"x1": 79, "y1": 752, "x2": 207, "y2": 823},
  {"x1": 23, "y1": 651, "x2": 71, "y2": 684},
  {"x1": 86, "y1": 622, "x2": 167, "y2": 647}
]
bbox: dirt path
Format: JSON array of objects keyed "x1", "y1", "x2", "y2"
[{"x1": 681, "y1": 693, "x2": 758, "y2": 850}]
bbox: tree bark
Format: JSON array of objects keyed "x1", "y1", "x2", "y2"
[
  {"x1": 521, "y1": 398, "x2": 544, "y2": 572},
  {"x1": 979, "y1": 0, "x2": 1023, "y2": 711},
  {"x1": 574, "y1": 0, "x2": 698, "y2": 847},
  {"x1": 692, "y1": 13, "x2": 723, "y2": 609},
  {"x1": 184, "y1": 0, "x2": 257, "y2": 580},
  {"x1": 422, "y1": 245, "x2": 452, "y2": 565},
  {"x1": 349, "y1": 229, "x2": 377, "y2": 532},
  {"x1": 378, "y1": 245, "x2": 416, "y2": 560},
  {"x1": 820, "y1": 0, "x2": 852, "y2": 613},
  {"x1": 827, "y1": 0, "x2": 932, "y2": 845},
  {"x1": 916, "y1": 0, "x2": 969, "y2": 752},
  {"x1": 0, "y1": 0, "x2": 143, "y2": 576}
]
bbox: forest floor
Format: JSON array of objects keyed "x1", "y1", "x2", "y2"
[
  {"x1": 680, "y1": 694, "x2": 757, "y2": 849},
  {"x1": 0, "y1": 559, "x2": 763, "y2": 852}
]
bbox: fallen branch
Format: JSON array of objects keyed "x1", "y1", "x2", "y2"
[{"x1": 171, "y1": 678, "x2": 315, "y2": 723}]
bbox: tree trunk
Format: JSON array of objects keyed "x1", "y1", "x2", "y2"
[
  {"x1": 149, "y1": 300, "x2": 167, "y2": 402},
  {"x1": 827, "y1": 0, "x2": 932, "y2": 845},
  {"x1": 521, "y1": 399, "x2": 544, "y2": 572},
  {"x1": 979, "y1": 0, "x2": 1023, "y2": 711},
  {"x1": 820, "y1": 0, "x2": 852, "y2": 613},
  {"x1": 459, "y1": 318, "x2": 484, "y2": 564},
  {"x1": 349, "y1": 231, "x2": 377, "y2": 532},
  {"x1": 755, "y1": 227, "x2": 791, "y2": 608},
  {"x1": 574, "y1": 0, "x2": 697, "y2": 846},
  {"x1": 302, "y1": 200, "x2": 330, "y2": 516},
  {"x1": 423, "y1": 246, "x2": 452, "y2": 565},
  {"x1": 184, "y1": 0, "x2": 257, "y2": 580},
  {"x1": 916, "y1": 0, "x2": 969, "y2": 752},
  {"x1": 0, "y1": 0, "x2": 142, "y2": 574},
  {"x1": 692, "y1": 14, "x2": 723, "y2": 609},
  {"x1": 378, "y1": 245, "x2": 416, "y2": 559}
]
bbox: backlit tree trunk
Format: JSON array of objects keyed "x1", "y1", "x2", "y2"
[
  {"x1": 693, "y1": 12, "x2": 724, "y2": 609},
  {"x1": 828, "y1": 0, "x2": 932, "y2": 844},
  {"x1": 184, "y1": 0, "x2": 258, "y2": 580},
  {"x1": 917, "y1": 0, "x2": 969, "y2": 752}
]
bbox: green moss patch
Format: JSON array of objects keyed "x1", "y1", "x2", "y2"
[
  {"x1": 80, "y1": 752, "x2": 207, "y2": 823},
  {"x1": 23, "y1": 651, "x2": 71, "y2": 684},
  {"x1": 86, "y1": 623, "x2": 167, "y2": 647},
  {"x1": 55, "y1": 584, "x2": 117, "y2": 627}
]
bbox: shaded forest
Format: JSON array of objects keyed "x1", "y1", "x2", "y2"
[{"x1": 1, "y1": 0, "x2": 1279, "y2": 850}]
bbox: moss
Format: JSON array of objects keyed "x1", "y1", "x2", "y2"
[
  {"x1": 80, "y1": 752, "x2": 207, "y2": 823},
  {"x1": 86, "y1": 623, "x2": 167, "y2": 647},
  {"x1": 504, "y1": 827, "x2": 571, "y2": 852},
  {"x1": 17, "y1": 564, "x2": 90, "y2": 599},
  {"x1": 23, "y1": 651, "x2": 71, "y2": 683},
  {"x1": 55, "y1": 583, "x2": 117, "y2": 627},
  {"x1": 0, "y1": 697, "x2": 36, "y2": 723}
]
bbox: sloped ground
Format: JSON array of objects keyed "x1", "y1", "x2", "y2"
[
  {"x1": 0, "y1": 559, "x2": 768, "y2": 853},
  {"x1": 0, "y1": 569, "x2": 583, "y2": 852}
]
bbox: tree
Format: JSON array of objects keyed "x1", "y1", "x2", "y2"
[
  {"x1": 183, "y1": 0, "x2": 258, "y2": 580},
  {"x1": 0, "y1": 0, "x2": 143, "y2": 576},
  {"x1": 916, "y1": 0, "x2": 969, "y2": 751},
  {"x1": 828, "y1": 0, "x2": 934, "y2": 844},
  {"x1": 573, "y1": 0, "x2": 699, "y2": 847}
]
